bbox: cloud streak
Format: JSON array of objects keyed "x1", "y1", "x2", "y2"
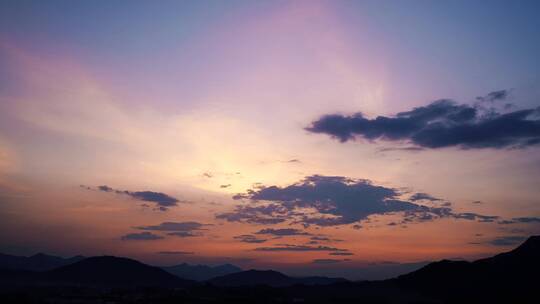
[
  {"x1": 87, "y1": 185, "x2": 181, "y2": 211},
  {"x1": 234, "y1": 234, "x2": 267, "y2": 243},
  {"x1": 121, "y1": 232, "x2": 164, "y2": 241},
  {"x1": 136, "y1": 221, "x2": 209, "y2": 238},
  {"x1": 254, "y1": 244, "x2": 349, "y2": 252}
]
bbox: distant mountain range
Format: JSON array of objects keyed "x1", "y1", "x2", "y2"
[
  {"x1": 0, "y1": 252, "x2": 84, "y2": 271},
  {"x1": 209, "y1": 269, "x2": 347, "y2": 287},
  {"x1": 162, "y1": 262, "x2": 242, "y2": 281},
  {"x1": 0, "y1": 236, "x2": 538, "y2": 303}
]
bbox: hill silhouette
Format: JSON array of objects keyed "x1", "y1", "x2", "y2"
[
  {"x1": 162, "y1": 262, "x2": 241, "y2": 281},
  {"x1": 45, "y1": 256, "x2": 195, "y2": 287},
  {"x1": 394, "y1": 235, "x2": 540, "y2": 302}
]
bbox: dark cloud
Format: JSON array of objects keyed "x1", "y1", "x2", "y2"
[
  {"x1": 255, "y1": 228, "x2": 310, "y2": 236},
  {"x1": 220, "y1": 184, "x2": 231, "y2": 188},
  {"x1": 312, "y1": 259, "x2": 349, "y2": 264},
  {"x1": 472, "y1": 200, "x2": 483, "y2": 204},
  {"x1": 136, "y1": 221, "x2": 209, "y2": 238},
  {"x1": 452, "y1": 213, "x2": 499, "y2": 222},
  {"x1": 216, "y1": 204, "x2": 289, "y2": 225},
  {"x1": 136, "y1": 221, "x2": 208, "y2": 231},
  {"x1": 121, "y1": 232, "x2": 163, "y2": 241},
  {"x1": 286, "y1": 159, "x2": 301, "y2": 163},
  {"x1": 306, "y1": 93, "x2": 540, "y2": 149},
  {"x1": 497, "y1": 217, "x2": 540, "y2": 225},
  {"x1": 167, "y1": 231, "x2": 201, "y2": 238},
  {"x1": 489, "y1": 236, "x2": 527, "y2": 246},
  {"x1": 476, "y1": 90, "x2": 510, "y2": 102},
  {"x1": 254, "y1": 244, "x2": 349, "y2": 252},
  {"x1": 128, "y1": 191, "x2": 179, "y2": 206},
  {"x1": 157, "y1": 251, "x2": 194, "y2": 255},
  {"x1": 89, "y1": 185, "x2": 180, "y2": 210},
  {"x1": 234, "y1": 234, "x2": 267, "y2": 243},
  {"x1": 377, "y1": 147, "x2": 425, "y2": 153},
  {"x1": 409, "y1": 192, "x2": 442, "y2": 202},
  {"x1": 311, "y1": 236, "x2": 330, "y2": 241},
  {"x1": 512, "y1": 217, "x2": 540, "y2": 223},
  {"x1": 98, "y1": 185, "x2": 113, "y2": 192},
  {"x1": 218, "y1": 175, "x2": 496, "y2": 227},
  {"x1": 329, "y1": 252, "x2": 354, "y2": 256}
]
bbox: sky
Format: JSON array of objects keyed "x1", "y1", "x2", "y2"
[{"x1": 0, "y1": 0, "x2": 539, "y2": 280}]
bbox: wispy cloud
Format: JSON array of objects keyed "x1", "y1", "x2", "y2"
[
  {"x1": 234, "y1": 234, "x2": 267, "y2": 243},
  {"x1": 121, "y1": 232, "x2": 163, "y2": 241},
  {"x1": 254, "y1": 244, "x2": 349, "y2": 252},
  {"x1": 136, "y1": 221, "x2": 210, "y2": 238},
  {"x1": 255, "y1": 228, "x2": 311, "y2": 236}
]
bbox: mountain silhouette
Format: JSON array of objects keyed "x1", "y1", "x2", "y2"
[
  {"x1": 0, "y1": 252, "x2": 84, "y2": 271},
  {"x1": 0, "y1": 236, "x2": 538, "y2": 303},
  {"x1": 209, "y1": 269, "x2": 347, "y2": 287},
  {"x1": 394, "y1": 235, "x2": 540, "y2": 302},
  {"x1": 45, "y1": 256, "x2": 195, "y2": 287},
  {"x1": 162, "y1": 262, "x2": 242, "y2": 281}
]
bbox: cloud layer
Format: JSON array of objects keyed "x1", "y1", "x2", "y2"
[{"x1": 306, "y1": 92, "x2": 540, "y2": 149}]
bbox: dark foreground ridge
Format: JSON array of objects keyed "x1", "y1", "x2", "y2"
[{"x1": 0, "y1": 236, "x2": 538, "y2": 303}]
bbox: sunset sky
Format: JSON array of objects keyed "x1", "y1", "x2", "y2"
[{"x1": 0, "y1": 0, "x2": 539, "y2": 279}]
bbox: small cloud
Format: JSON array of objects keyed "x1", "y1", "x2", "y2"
[
  {"x1": 476, "y1": 89, "x2": 510, "y2": 102},
  {"x1": 167, "y1": 231, "x2": 202, "y2": 238},
  {"x1": 329, "y1": 252, "x2": 354, "y2": 256},
  {"x1": 377, "y1": 147, "x2": 424, "y2": 153},
  {"x1": 312, "y1": 259, "x2": 349, "y2": 264},
  {"x1": 157, "y1": 251, "x2": 194, "y2": 255},
  {"x1": 310, "y1": 236, "x2": 330, "y2": 241},
  {"x1": 202, "y1": 172, "x2": 213, "y2": 178},
  {"x1": 136, "y1": 221, "x2": 209, "y2": 238},
  {"x1": 472, "y1": 200, "x2": 483, "y2": 204},
  {"x1": 286, "y1": 159, "x2": 301, "y2": 163},
  {"x1": 409, "y1": 192, "x2": 442, "y2": 202},
  {"x1": 220, "y1": 184, "x2": 231, "y2": 188},
  {"x1": 234, "y1": 234, "x2": 267, "y2": 243},
  {"x1": 136, "y1": 221, "x2": 209, "y2": 231},
  {"x1": 255, "y1": 228, "x2": 311, "y2": 236},
  {"x1": 253, "y1": 244, "x2": 348, "y2": 252},
  {"x1": 121, "y1": 232, "x2": 163, "y2": 241},
  {"x1": 98, "y1": 185, "x2": 114, "y2": 192},
  {"x1": 88, "y1": 185, "x2": 180, "y2": 210},
  {"x1": 489, "y1": 236, "x2": 527, "y2": 246},
  {"x1": 512, "y1": 217, "x2": 540, "y2": 223}
]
